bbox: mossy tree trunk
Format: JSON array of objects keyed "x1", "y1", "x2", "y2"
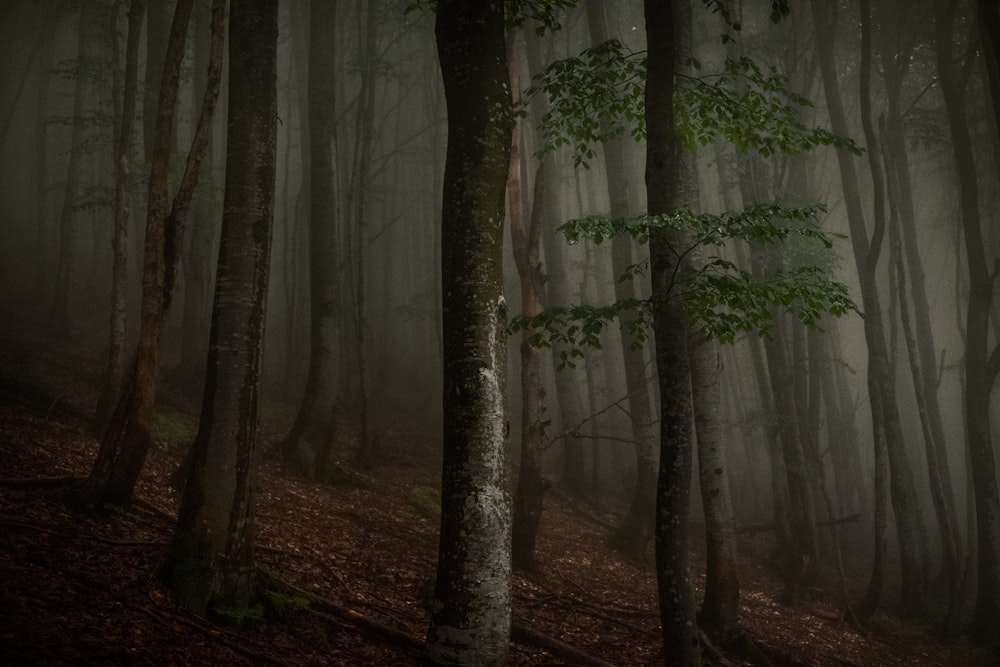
[
  {"x1": 425, "y1": 1, "x2": 513, "y2": 664},
  {"x1": 159, "y1": 0, "x2": 277, "y2": 616}
]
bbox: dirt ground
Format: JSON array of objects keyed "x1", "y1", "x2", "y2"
[{"x1": 0, "y1": 326, "x2": 997, "y2": 666}]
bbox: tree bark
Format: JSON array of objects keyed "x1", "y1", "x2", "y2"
[
  {"x1": 74, "y1": 0, "x2": 222, "y2": 511},
  {"x1": 645, "y1": 1, "x2": 702, "y2": 664},
  {"x1": 692, "y1": 336, "x2": 740, "y2": 641},
  {"x1": 811, "y1": 0, "x2": 927, "y2": 615},
  {"x1": 159, "y1": 0, "x2": 277, "y2": 616},
  {"x1": 282, "y1": 0, "x2": 341, "y2": 482},
  {"x1": 426, "y1": 1, "x2": 513, "y2": 664},
  {"x1": 935, "y1": 0, "x2": 1000, "y2": 640},
  {"x1": 96, "y1": 0, "x2": 146, "y2": 432},
  {"x1": 508, "y1": 29, "x2": 550, "y2": 574},
  {"x1": 585, "y1": 0, "x2": 658, "y2": 561}
]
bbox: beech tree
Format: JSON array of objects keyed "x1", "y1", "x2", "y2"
[
  {"x1": 73, "y1": 0, "x2": 224, "y2": 511},
  {"x1": 934, "y1": 0, "x2": 1000, "y2": 640},
  {"x1": 159, "y1": 0, "x2": 278, "y2": 616},
  {"x1": 425, "y1": 0, "x2": 513, "y2": 663},
  {"x1": 282, "y1": 0, "x2": 341, "y2": 481}
]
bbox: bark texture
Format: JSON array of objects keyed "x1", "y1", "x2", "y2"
[
  {"x1": 645, "y1": 1, "x2": 702, "y2": 664},
  {"x1": 426, "y1": 1, "x2": 513, "y2": 664},
  {"x1": 159, "y1": 0, "x2": 277, "y2": 615},
  {"x1": 935, "y1": 0, "x2": 1000, "y2": 640},
  {"x1": 282, "y1": 0, "x2": 341, "y2": 481}
]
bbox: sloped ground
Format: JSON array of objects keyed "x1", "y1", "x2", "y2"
[{"x1": 0, "y1": 325, "x2": 996, "y2": 666}]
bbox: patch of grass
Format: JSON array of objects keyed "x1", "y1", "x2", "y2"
[
  {"x1": 151, "y1": 408, "x2": 196, "y2": 449},
  {"x1": 407, "y1": 485, "x2": 441, "y2": 519}
]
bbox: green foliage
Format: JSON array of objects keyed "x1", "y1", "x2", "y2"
[
  {"x1": 512, "y1": 204, "x2": 859, "y2": 356},
  {"x1": 510, "y1": 299, "x2": 648, "y2": 369},
  {"x1": 262, "y1": 589, "x2": 310, "y2": 621},
  {"x1": 214, "y1": 603, "x2": 266, "y2": 624},
  {"x1": 152, "y1": 408, "x2": 197, "y2": 450},
  {"x1": 528, "y1": 45, "x2": 862, "y2": 165},
  {"x1": 676, "y1": 57, "x2": 861, "y2": 157},
  {"x1": 408, "y1": 485, "x2": 442, "y2": 519},
  {"x1": 404, "y1": 0, "x2": 580, "y2": 34},
  {"x1": 528, "y1": 39, "x2": 645, "y2": 167}
]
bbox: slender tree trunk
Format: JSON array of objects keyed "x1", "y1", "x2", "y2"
[
  {"x1": 282, "y1": 0, "x2": 341, "y2": 482},
  {"x1": 351, "y1": 0, "x2": 377, "y2": 469},
  {"x1": 426, "y1": 1, "x2": 513, "y2": 663},
  {"x1": 159, "y1": 0, "x2": 277, "y2": 615},
  {"x1": 645, "y1": 1, "x2": 701, "y2": 663},
  {"x1": 585, "y1": 0, "x2": 658, "y2": 559},
  {"x1": 97, "y1": 0, "x2": 146, "y2": 431},
  {"x1": 170, "y1": 0, "x2": 221, "y2": 394},
  {"x1": 935, "y1": 0, "x2": 1000, "y2": 640},
  {"x1": 49, "y1": 11, "x2": 92, "y2": 334},
  {"x1": 74, "y1": 0, "x2": 223, "y2": 510},
  {"x1": 692, "y1": 335, "x2": 740, "y2": 641},
  {"x1": 812, "y1": 0, "x2": 927, "y2": 615},
  {"x1": 508, "y1": 29, "x2": 549, "y2": 573}
]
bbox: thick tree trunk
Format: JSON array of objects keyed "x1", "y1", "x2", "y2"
[
  {"x1": 645, "y1": 1, "x2": 701, "y2": 664},
  {"x1": 159, "y1": 0, "x2": 277, "y2": 616},
  {"x1": 282, "y1": 0, "x2": 341, "y2": 482},
  {"x1": 426, "y1": 2, "x2": 513, "y2": 664}
]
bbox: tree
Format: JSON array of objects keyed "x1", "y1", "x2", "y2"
[
  {"x1": 73, "y1": 0, "x2": 224, "y2": 511},
  {"x1": 810, "y1": 0, "x2": 928, "y2": 618},
  {"x1": 158, "y1": 0, "x2": 278, "y2": 616},
  {"x1": 96, "y1": 0, "x2": 146, "y2": 431},
  {"x1": 281, "y1": 0, "x2": 341, "y2": 482},
  {"x1": 935, "y1": 0, "x2": 1000, "y2": 640},
  {"x1": 644, "y1": 2, "x2": 701, "y2": 662},
  {"x1": 425, "y1": 0, "x2": 513, "y2": 663},
  {"x1": 507, "y1": 27, "x2": 550, "y2": 573}
]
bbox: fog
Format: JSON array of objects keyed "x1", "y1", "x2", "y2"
[{"x1": 1, "y1": 0, "x2": 999, "y2": 656}]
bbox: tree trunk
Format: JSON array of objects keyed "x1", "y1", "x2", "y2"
[
  {"x1": 585, "y1": 0, "x2": 658, "y2": 560},
  {"x1": 811, "y1": 0, "x2": 927, "y2": 615},
  {"x1": 692, "y1": 335, "x2": 740, "y2": 641},
  {"x1": 49, "y1": 10, "x2": 91, "y2": 334},
  {"x1": 74, "y1": 0, "x2": 222, "y2": 511},
  {"x1": 159, "y1": 0, "x2": 277, "y2": 616},
  {"x1": 96, "y1": 0, "x2": 146, "y2": 432},
  {"x1": 935, "y1": 0, "x2": 1000, "y2": 640},
  {"x1": 645, "y1": 1, "x2": 702, "y2": 664},
  {"x1": 426, "y1": 1, "x2": 513, "y2": 664},
  {"x1": 508, "y1": 29, "x2": 549, "y2": 573},
  {"x1": 282, "y1": 0, "x2": 341, "y2": 482}
]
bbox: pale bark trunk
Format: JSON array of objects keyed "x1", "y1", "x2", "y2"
[{"x1": 426, "y1": 2, "x2": 512, "y2": 663}]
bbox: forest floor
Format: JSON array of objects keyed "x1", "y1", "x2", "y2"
[{"x1": 1, "y1": 323, "x2": 998, "y2": 666}]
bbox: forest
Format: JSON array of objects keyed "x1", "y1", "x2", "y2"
[{"x1": 0, "y1": 0, "x2": 998, "y2": 665}]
